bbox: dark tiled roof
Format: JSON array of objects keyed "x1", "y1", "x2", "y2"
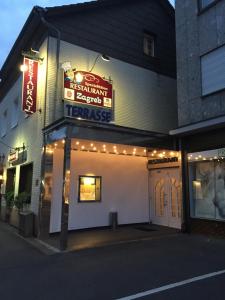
[
  {"x1": 0, "y1": 0, "x2": 174, "y2": 101},
  {"x1": 44, "y1": 0, "x2": 174, "y2": 18}
]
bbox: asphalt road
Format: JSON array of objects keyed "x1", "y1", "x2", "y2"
[{"x1": 1, "y1": 222, "x2": 225, "y2": 300}]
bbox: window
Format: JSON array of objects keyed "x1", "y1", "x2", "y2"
[
  {"x1": 188, "y1": 148, "x2": 225, "y2": 221},
  {"x1": 1, "y1": 110, "x2": 7, "y2": 137},
  {"x1": 78, "y1": 176, "x2": 101, "y2": 202},
  {"x1": 143, "y1": 33, "x2": 155, "y2": 57},
  {"x1": 11, "y1": 98, "x2": 19, "y2": 128},
  {"x1": 199, "y1": 0, "x2": 216, "y2": 9},
  {"x1": 201, "y1": 45, "x2": 225, "y2": 96}
]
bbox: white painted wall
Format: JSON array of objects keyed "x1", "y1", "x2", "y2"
[
  {"x1": 0, "y1": 38, "x2": 48, "y2": 215},
  {"x1": 58, "y1": 39, "x2": 177, "y2": 134},
  {"x1": 49, "y1": 149, "x2": 149, "y2": 232}
]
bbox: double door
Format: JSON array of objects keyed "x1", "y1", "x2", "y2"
[{"x1": 149, "y1": 168, "x2": 181, "y2": 229}]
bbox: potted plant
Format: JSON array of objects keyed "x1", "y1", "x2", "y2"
[
  {"x1": 4, "y1": 191, "x2": 14, "y2": 223},
  {"x1": 16, "y1": 192, "x2": 33, "y2": 237},
  {"x1": 14, "y1": 192, "x2": 31, "y2": 212}
]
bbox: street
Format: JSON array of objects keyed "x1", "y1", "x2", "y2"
[{"x1": 1, "y1": 222, "x2": 225, "y2": 300}]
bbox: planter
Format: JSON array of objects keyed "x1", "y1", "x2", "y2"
[
  {"x1": 19, "y1": 211, "x2": 34, "y2": 237},
  {"x1": 10, "y1": 207, "x2": 19, "y2": 228},
  {"x1": 5, "y1": 207, "x2": 12, "y2": 223}
]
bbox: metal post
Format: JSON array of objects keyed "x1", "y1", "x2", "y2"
[
  {"x1": 38, "y1": 141, "x2": 47, "y2": 238},
  {"x1": 179, "y1": 138, "x2": 190, "y2": 233},
  {"x1": 60, "y1": 131, "x2": 71, "y2": 251}
]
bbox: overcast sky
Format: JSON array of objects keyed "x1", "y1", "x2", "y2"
[{"x1": 0, "y1": 0, "x2": 175, "y2": 68}]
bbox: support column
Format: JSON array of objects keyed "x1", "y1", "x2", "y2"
[
  {"x1": 179, "y1": 138, "x2": 190, "y2": 233},
  {"x1": 60, "y1": 128, "x2": 72, "y2": 251},
  {"x1": 38, "y1": 142, "x2": 53, "y2": 239}
]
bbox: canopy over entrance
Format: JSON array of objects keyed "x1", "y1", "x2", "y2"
[{"x1": 43, "y1": 117, "x2": 175, "y2": 149}]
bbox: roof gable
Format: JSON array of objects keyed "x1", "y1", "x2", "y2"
[
  {"x1": 45, "y1": 0, "x2": 174, "y2": 19},
  {"x1": 0, "y1": 0, "x2": 175, "y2": 101}
]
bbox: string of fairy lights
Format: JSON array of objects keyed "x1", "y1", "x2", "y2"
[{"x1": 45, "y1": 139, "x2": 180, "y2": 159}]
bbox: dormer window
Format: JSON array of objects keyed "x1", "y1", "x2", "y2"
[{"x1": 143, "y1": 33, "x2": 155, "y2": 57}]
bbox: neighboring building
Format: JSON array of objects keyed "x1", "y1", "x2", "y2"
[
  {"x1": 173, "y1": 0, "x2": 225, "y2": 235},
  {"x1": 0, "y1": 0, "x2": 178, "y2": 248}
]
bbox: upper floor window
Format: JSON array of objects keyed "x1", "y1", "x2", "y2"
[
  {"x1": 143, "y1": 33, "x2": 155, "y2": 57},
  {"x1": 201, "y1": 45, "x2": 225, "y2": 96},
  {"x1": 11, "y1": 98, "x2": 19, "y2": 128},
  {"x1": 199, "y1": 0, "x2": 216, "y2": 10},
  {"x1": 1, "y1": 110, "x2": 7, "y2": 137}
]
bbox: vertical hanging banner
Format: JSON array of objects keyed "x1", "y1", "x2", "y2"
[{"x1": 22, "y1": 57, "x2": 38, "y2": 115}]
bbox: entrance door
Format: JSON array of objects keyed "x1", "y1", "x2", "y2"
[
  {"x1": 19, "y1": 163, "x2": 33, "y2": 203},
  {"x1": 149, "y1": 168, "x2": 181, "y2": 229}
]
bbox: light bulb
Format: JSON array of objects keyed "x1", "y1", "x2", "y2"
[
  {"x1": 75, "y1": 72, "x2": 84, "y2": 83},
  {"x1": 20, "y1": 64, "x2": 28, "y2": 72}
]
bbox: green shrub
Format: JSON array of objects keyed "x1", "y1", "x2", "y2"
[
  {"x1": 14, "y1": 192, "x2": 31, "y2": 210},
  {"x1": 5, "y1": 191, "x2": 14, "y2": 209}
]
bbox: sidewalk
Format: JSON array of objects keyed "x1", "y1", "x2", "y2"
[{"x1": 41, "y1": 224, "x2": 180, "y2": 251}]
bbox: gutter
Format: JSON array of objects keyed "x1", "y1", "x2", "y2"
[
  {"x1": 34, "y1": 6, "x2": 61, "y2": 124},
  {"x1": 33, "y1": 6, "x2": 62, "y2": 238}
]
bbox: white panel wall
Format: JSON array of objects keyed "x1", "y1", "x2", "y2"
[
  {"x1": 49, "y1": 148, "x2": 149, "y2": 232},
  {"x1": 0, "y1": 38, "x2": 48, "y2": 214},
  {"x1": 57, "y1": 39, "x2": 177, "y2": 134}
]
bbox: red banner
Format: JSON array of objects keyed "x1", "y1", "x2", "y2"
[
  {"x1": 64, "y1": 70, "x2": 113, "y2": 109},
  {"x1": 22, "y1": 57, "x2": 38, "y2": 115}
]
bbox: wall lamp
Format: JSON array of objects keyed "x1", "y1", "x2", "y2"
[
  {"x1": 89, "y1": 54, "x2": 110, "y2": 72},
  {"x1": 20, "y1": 48, "x2": 44, "y2": 72}
]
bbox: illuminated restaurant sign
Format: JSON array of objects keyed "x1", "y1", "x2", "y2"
[
  {"x1": 8, "y1": 151, "x2": 18, "y2": 163},
  {"x1": 8, "y1": 150, "x2": 27, "y2": 165},
  {"x1": 22, "y1": 57, "x2": 38, "y2": 115},
  {"x1": 63, "y1": 70, "x2": 113, "y2": 109},
  {"x1": 64, "y1": 103, "x2": 113, "y2": 123}
]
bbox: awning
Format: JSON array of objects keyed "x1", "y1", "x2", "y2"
[
  {"x1": 170, "y1": 115, "x2": 225, "y2": 137},
  {"x1": 43, "y1": 117, "x2": 175, "y2": 149}
]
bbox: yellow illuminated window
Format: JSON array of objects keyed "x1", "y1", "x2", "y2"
[{"x1": 78, "y1": 176, "x2": 101, "y2": 202}]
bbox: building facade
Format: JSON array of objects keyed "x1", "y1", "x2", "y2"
[
  {"x1": 174, "y1": 0, "x2": 225, "y2": 235},
  {"x1": 0, "y1": 0, "x2": 179, "y2": 248}
]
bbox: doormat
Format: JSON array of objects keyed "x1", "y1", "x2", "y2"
[{"x1": 135, "y1": 226, "x2": 157, "y2": 232}]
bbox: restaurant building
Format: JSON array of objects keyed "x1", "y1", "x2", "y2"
[
  {"x1": 173, "y1": 0, "x2": 225, "y2": 235},
  {"x1": 0, "y1": 0, "x2": 178, "y2": 248}
]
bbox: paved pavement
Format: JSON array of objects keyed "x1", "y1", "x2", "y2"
[
  {"x1": 42, "y1": 224, "x2": 178, "y2": 251},
  {"x1": 1, "y1": 221, "x2": 225, "y2": 300}
]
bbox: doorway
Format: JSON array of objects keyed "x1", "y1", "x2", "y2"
[
  {"x1": 6, "y1": 168, "x2": 16, "y2": 193},
  {"x1": 19, "y1": 163, "x2": 33, "y2": 202},
  {"x1": 149, "y1": 168, "x2": 181, "y2": 229}
]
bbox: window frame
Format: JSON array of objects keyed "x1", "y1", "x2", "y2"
[
  {"x1": 143, "y1": 31, "x2": 156, "y2": 58},
  {"x1": 78, "y1": 175, "x2": 102, "y2": 203},
  {"x1": 200, "y1": 44, "x2": 225, "y2": 97},
  {"x1": 198, "y1": 0, "x2": 221, "y2": 13},
  {"x1": 1, "y1": 109, "x2": 7, "y2": 137},
  {"x1": 11, "y1": 97, "x2": 19, "y2": 129}
]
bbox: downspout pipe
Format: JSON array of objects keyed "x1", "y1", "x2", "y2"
[
  {"x1": 34, "y1": 6, "x2": 61, "y2": 238},
  {"x1": 34, "y1": 6, "x2": 61, "y2": 124}
]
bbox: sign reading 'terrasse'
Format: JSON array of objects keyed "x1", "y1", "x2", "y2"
[
  {"x1": 63, "y1": 70, "x2": 113, "y2": 109},
  {"x1": 22, "y1": 57, "x2": 38, "y2": 115}
]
